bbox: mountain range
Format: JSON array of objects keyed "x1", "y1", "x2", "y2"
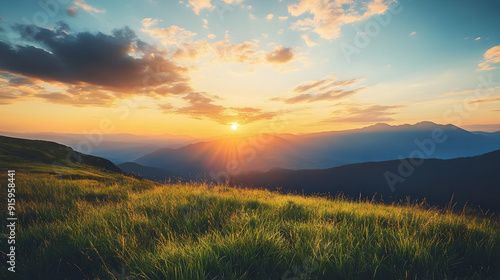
[
  {"x1": 231, "y1": 150, "x2": 500, "y2": 212},
  {"x1": 130, "y1": 122, "x2": 500, "y2": 180}
]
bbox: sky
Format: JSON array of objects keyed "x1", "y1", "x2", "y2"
[{"x1": 0, "y1": 0, "x2": 499, "y2": 137}]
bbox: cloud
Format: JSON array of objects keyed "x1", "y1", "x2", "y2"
[
  {"x1": 173, "y1": 37, "x2": 297, "y2": 66},
  {"x1": 0, "y1": 23, "x2": 193, "y2": 106},
  {"x1": 74, "y1": 0, "x2": 105, "y2": 15},
  {"x1": 153, "y1": 83, "x2": 193, "y2": 96},
  {"x1": 35, "y1": 86, "x2": 117, "y2": 107},
  {"x1": 187, "y1": 0, "x2": 243, "y2": 15},
  {"x1": 468, "y1": 97, "x2": 500, "y2": 105},
  {"x1": 265, "y1": 46, "x2": 295, "y2": 64},
  {"x1": 0, "y1": 74, "x2": 44, "y2": 105},
  {"x1": 141, "y1": 18, "x2": 158, "y2": 28},
  {"x1": 141, "y1": 19, "x2": 197, "y2": 45},
  {"x1": 266, "y1": 14, "x2": 274, "y2": 20},
  {"x1": 160, "y1": 92, "x2": 278, "y2": 125},
  {"x1": 288, "y1": 0, "x2": 392, "y2": 40},
  {"x1": 410, "y1": 31, "x2": 416, "y2": 36},
  {"x1": 322, "y1": 104, "x2": 402, "y2": 123},
  {"x1": 461, "y1": 123, "x2": 500, "y2": 132},
  {"x1": 276, "y1": 89, "x2": 360, "y2": 104},
  {"x1": 207, "y1": 34, "x2": 216, "y2": 39},
  {"x1": 301, "y1": 34, "x2": 317, "y2": 47},
  {"x1": 272, "y1": 76, "x2": 363, "y2": 104},
  {"x1": 66, "y1": 7, "x2": 77, "y2": 16},
  {"x1": 278, "y1": 16, "x2": 288, "y2": 21},
  {"x1": 443, "y1": 86, "x2": 500, "y2": 96},
  {"x1": 293, "y1": 76, "x2": 361, "y2": 93},
  {"x1": 475, "y1": 37, "x2": 481, "y2": 41},
  {"x1": 249, "y1": 13, "x2": 257, "y2": 20},
  {"x1": 478, "y1": 45, "x2": 500, "y2": 71}
]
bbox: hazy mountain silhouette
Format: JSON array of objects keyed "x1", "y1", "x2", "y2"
[
  {"x1": 118, "y1": 162, "x2": 176, "y2": 182},
  {"x1": 0, "y1": 131, "x2": 194, "y2": 164},
  {"x1": 134, "y1": 122, "x2": 500, "y2": 178},
  {"x1": 231, "y1": 150, "x2": 500, "y2": 212}
]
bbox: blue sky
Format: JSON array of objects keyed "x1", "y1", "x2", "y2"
[{"x1": 0, "y1": 0, "x2": 499, "y2": 136}]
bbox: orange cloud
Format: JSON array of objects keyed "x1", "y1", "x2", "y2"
[
  {"x1": 74, "y1": 0, "x2": 105, "y2": 15},
  {"x1": 187, "y1": 0, "x2": 243, "y2": 14},
  {"x1": 265, "y1": 46, "x2": 295, "y2": 64},
  {"x1": 141, "y1": 19, "x2": 197, "y2": 46},
  {"x1": 301, "y1": 34, "x2": 317, "y2": 47},
  {"x1": 322, "y1": 104, "x2": 403, "y2": 124},
  {"x1": 288, "y1": 0, "x2": 391, "y2": 40},
  {"x1": 478, "y1": 45, "x2": 500, "y2": 71},
  {"x1": 272, "y1": 76, "x2": 364, "y2": 104},
  {"x1": 159, "y1": 92, "x2": 278, "y2": 125}
]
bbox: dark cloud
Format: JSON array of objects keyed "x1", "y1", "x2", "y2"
[
  {"x1": 160, "y1": 92, "x2": 277, "y2": 125},
  {"x1": 1, "y1": 23, "x2": 190, "y2": 93},
  {"x1": 8, "y1": 76, "x2": 35, "y2": 86}
]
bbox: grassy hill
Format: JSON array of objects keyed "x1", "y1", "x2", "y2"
[{"x1": 1, "y1": 135, "x2": 499, "y2": 279}]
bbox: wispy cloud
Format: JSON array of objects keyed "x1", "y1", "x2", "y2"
[
  {"x1": 159, "y1": 92, "x2": 278, "y2": 125},
  {"x1": 468, "y1": 97, "x2": 500, "y2": 105},
  {"x1": 74, "y1": 0, "x2": 105, "y2": 15},
  {"x1": 478, "y1": 45, "x2": 500, "y2": 71},
  {"x1": 301, "y1": 34, "x2": 317, "y2": 47},
  {"x1": 321, "y1": 104, "x2": 403, "y2": 124},
  {"x1": 271, "y1": 76, "x2": 364, "y2": 104}
]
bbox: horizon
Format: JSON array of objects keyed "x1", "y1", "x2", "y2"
[
  {"x1": 1, "y1": 121, "x2": 499, "y2": 141},
  {"x1": 1, "y1": 0, "x2": 500, "y2": 137}
]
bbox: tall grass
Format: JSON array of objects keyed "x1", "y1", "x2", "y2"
[{"x1": 2, "y1": 173, "x2": 499, "y2": 280}]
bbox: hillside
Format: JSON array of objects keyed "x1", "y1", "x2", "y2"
[
  {"x1": 231, "y1": 150, "x2": 500, "y2": 212},
  {"x1": 0, "y1": 135, "x2": 499, "y2": 279},
  {"x1": 0, "y1": 135, "x2": 122, "y2": 178},
  {"x1": 2, "y1": 173, "x2": 499, "y2": 280}
]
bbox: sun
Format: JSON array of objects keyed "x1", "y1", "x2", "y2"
[{"x1": 231, "y1": 123, "x2": 239, "y2": 130}]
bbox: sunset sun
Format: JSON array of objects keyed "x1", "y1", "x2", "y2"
[{"x1": 231, "y1": 123, "x2": 239, "y2": 130}]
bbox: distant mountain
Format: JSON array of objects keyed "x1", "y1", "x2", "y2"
[
  {"x1": 0, "y1": 135, "x2": 122, "y2": 174},
  {"x1": 0, "y1": 131, "x2": 194, "y2": 163},
  {"x1": 135, "y1": 122, "x2": 500, "y2": 179},
  {"x1": 134, "y1": 135, "x2": 315, "y2": 178},
  {"x1": 231, "y1": 150, "x2": 500, "y2": 212}
]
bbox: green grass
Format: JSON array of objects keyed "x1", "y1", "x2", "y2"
[{"x1": 1, "y1": 172, "x2": 499, "y2": 280}]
